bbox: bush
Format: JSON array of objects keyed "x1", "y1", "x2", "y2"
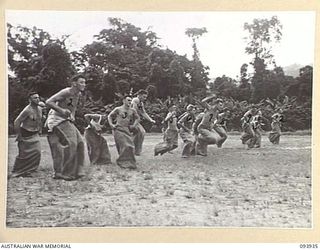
[{"x1": 8, "y1": 90, "x2": 312, "y2": 134}]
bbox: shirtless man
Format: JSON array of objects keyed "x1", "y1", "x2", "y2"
[
  {"x1": 213, "y1": 109, "x2": 231, "y2": 148},
  {"x1": 11, "y1": 92, "x2": 43, "y2": 177},
  {"x1": 195, "y1": 96, "x2": 224, "y2": 156},
  {"x1": 131, "y1": 89, "x2": 156, "y2": 155}
]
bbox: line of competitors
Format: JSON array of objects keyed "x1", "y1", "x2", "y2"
[{"x1": 10, "y1": 74, "x2": 284, "y2": 181}]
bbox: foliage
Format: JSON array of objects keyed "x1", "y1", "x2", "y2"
[
  {"x1": 210, "y1": 75, "x2": 239, "y2": 99},
  {"x1": 8, "y1": 77, "x2": 29, "y2": 134},
  {"x1": 36, "y1": 43, "x2": 75, "y2": 96},
  {"x1": 185, "y1": 27, "x2": 209, "y2": 92},
  {"x1": 185, "y1": 27, "x2": 208, "y2": 60},
  {"x1": 244, "y1": 16, "x2": 283, "y2": 102},
  {"x1": 7, "y1": 18, "x2": 312, "y2": 134},
  {"x1": 69, "y1": 18, "x2": 211, "y2": 102},
  {"x1": 221, "y1": 95, "x2": 312, "y2": 132},
  {"x1": 140, "y1": 93, "x2": 311, "y2": 133},
  {"x1": 286, "y1": 66, "x2": 313, "y2": 101},
  {"x1": 244, "y1": 16, "x2": 282, "y2": 62},
  {"x1": 7, "y1": 24, "x2": 75, "y2": 98}
]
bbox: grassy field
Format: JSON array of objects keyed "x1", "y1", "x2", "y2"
[{"x1": 6, "y1": 133, "x2": 312, "y2": 228}]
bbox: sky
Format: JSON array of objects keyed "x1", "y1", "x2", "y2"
[{"x1": 5, "y1": 10, "x2": 315, "y2": 79}]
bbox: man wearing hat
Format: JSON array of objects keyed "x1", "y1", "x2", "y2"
[{"x1": 178, "y1": 104, "x2": 196, "y2": 158}]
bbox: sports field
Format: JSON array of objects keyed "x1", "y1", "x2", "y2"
[{"x1": 6, "y1": 133, "x2": 312, "y2": 228}]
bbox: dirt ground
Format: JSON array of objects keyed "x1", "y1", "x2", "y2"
[{"x1": 6, "y1": 133, "x2": 312, "y2": 228}]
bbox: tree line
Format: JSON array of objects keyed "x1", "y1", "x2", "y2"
[{"x1": 7, "y1": 16, "x2": 312, "y2": 134}]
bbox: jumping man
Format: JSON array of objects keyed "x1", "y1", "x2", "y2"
[
  {"x1": 195, "y1": 96, "x2": 224, "y2": 156},
  {"x1": 45, "y1": 74, "x2": 87, "y2": 181},
  {"x1": 154, "y1": 104, "x2": 179, "y2": 156},
  {"x1": 240, "y1": 106, "x2": 258, "y2": 149},
  {"x1": 251, "y1": 110, "x2": 267, "y2": 148},
  {"x1": 268, "y1": 109, "x2": 284, "y2": 145},
  {"x1": 213, "y1": 109, "x2": 230, "y2": 148},
  {"x1": 131, "y1": 89, "x2": 156, "y2": 156},
  {"x1": 178, "y1": 104, "x2": 196, "y2": 158},
  {"x1": 84, "y1": 113, "x2": 111, "y2": 165},
  {"x1": 108, "y1": 95, "x2": 140, "y2": 169}
]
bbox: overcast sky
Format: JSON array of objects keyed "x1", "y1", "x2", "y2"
[{"x1": 6, "y1": 10, "x2": 315, "y2": 79}]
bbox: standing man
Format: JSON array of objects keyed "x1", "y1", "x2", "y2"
[
  {"x1": 213, "y1": 109, "x2": 230, "y2": 148},
  {"x1": 251, "y1": 110, "x2": 267, "y2": 148},
  {"x1": 84, "y1": 113, "x2": 111, "y2": 165},
  {"x1": 11, "y1": 92, "x2": 43, "y2": 177},
  {"x1": 108, "y1": 95, "x2": 140, "y2": 169},
  {"x1": 178, "y1": 104, "x2": 196, "y2": 158},
  {"x1": 268, "y1": 109, "x2": 284, "y2": 145},
  {"x1": 240, "y1": 106, "x2": 258, "y2": 149},
  {"x1": 45, "y1": 74, "x2": 87, "y2": 181},
  {"x1": 154, "y1": 104, "x2": 179, "y2": 156},
  {"x1": 131, "y1": 89, "x2": 156, "y2": 156},
  {"x1": 192, "y1": 111, "x2": 204, "y2": 143},
  {"x1": 195, "y1": 96, "x2": 224, "y2": 156}
]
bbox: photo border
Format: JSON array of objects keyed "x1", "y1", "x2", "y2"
[{"x1": 0, "y1": 0, "x2": 319, "y2": 243}]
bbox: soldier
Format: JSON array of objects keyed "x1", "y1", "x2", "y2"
[
  {"x1": 84, "y1": 113, "x2": 111, "y2": 165},
  {"x1": 45, "y1": 74, "x2": 87, "y2": 181},
  {"x1": 154, "y1": 104, "x2": 179, "y2": 156},
  {"x1": 213, "y1": 109, "x2": 231, "y2": 148},
  {"x1": 268, "y1": 109, "x2": 284, "y2": 145},
  {"x1": 240, "y1": 106, "x2": 258, "y2": 149},
  {"x1": 11, "y1": 92, "x2": 43, "y2": 177},
  {"x1": 251, "y1": 110, "x2": 267, "y2": 148},
  {"x1": 195, "y1": 96, "x2": 224, "y2": 156},
  {"x1": 178, "y1": 104, "x2": 196, "y2": 158},
  {"x1": 131, "y1": 89, "x2": 156, "y2": 156},
  {"x1": 108, "y1": 95, "x2": 140, "y2": 169}
]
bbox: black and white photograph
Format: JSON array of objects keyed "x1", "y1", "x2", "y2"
[{"x1": 5, "y1": 10, "x2": 314, "y2": 229}]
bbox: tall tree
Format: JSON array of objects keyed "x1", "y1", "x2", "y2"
[
  {"x1": 285, "y1": 65, "x2": 313, "y2": 102},
  {"x1": 211, "y1": 75, "x2": 239, "y2": 99},
  {"x1": 78, "y1": 18, "x2": 159, "y2": 101},
  {"x1": 7, "y1": 23, "x2": 74, "y2": 97},
  {"x1": 7, "y1": 24, "x2": 75, "y2": 134},
  {"x1": 297, "y1": 65, "x2": 313, "y2": 100},
  {"x1": 7, "y1": 23, "x2": 52, "y2": 72},
  {"x1": 185, "y1": 27, "x2": 209, "y2": 93},
  {"x1": 244, "y1": 16, "x2": 282, "y2": 102},
  {"x1": 78, "y1": 18, "x2": 197, "y2": 101},
  {"x1": 37, "y1": 43, "x2": 75, "y2": 96},
  {"x1": 238, "y1": 63, "x2": 251, "y2": 101},
  {"x1": 185, "y1": 27, "x2": 207, "y2": 60}
]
